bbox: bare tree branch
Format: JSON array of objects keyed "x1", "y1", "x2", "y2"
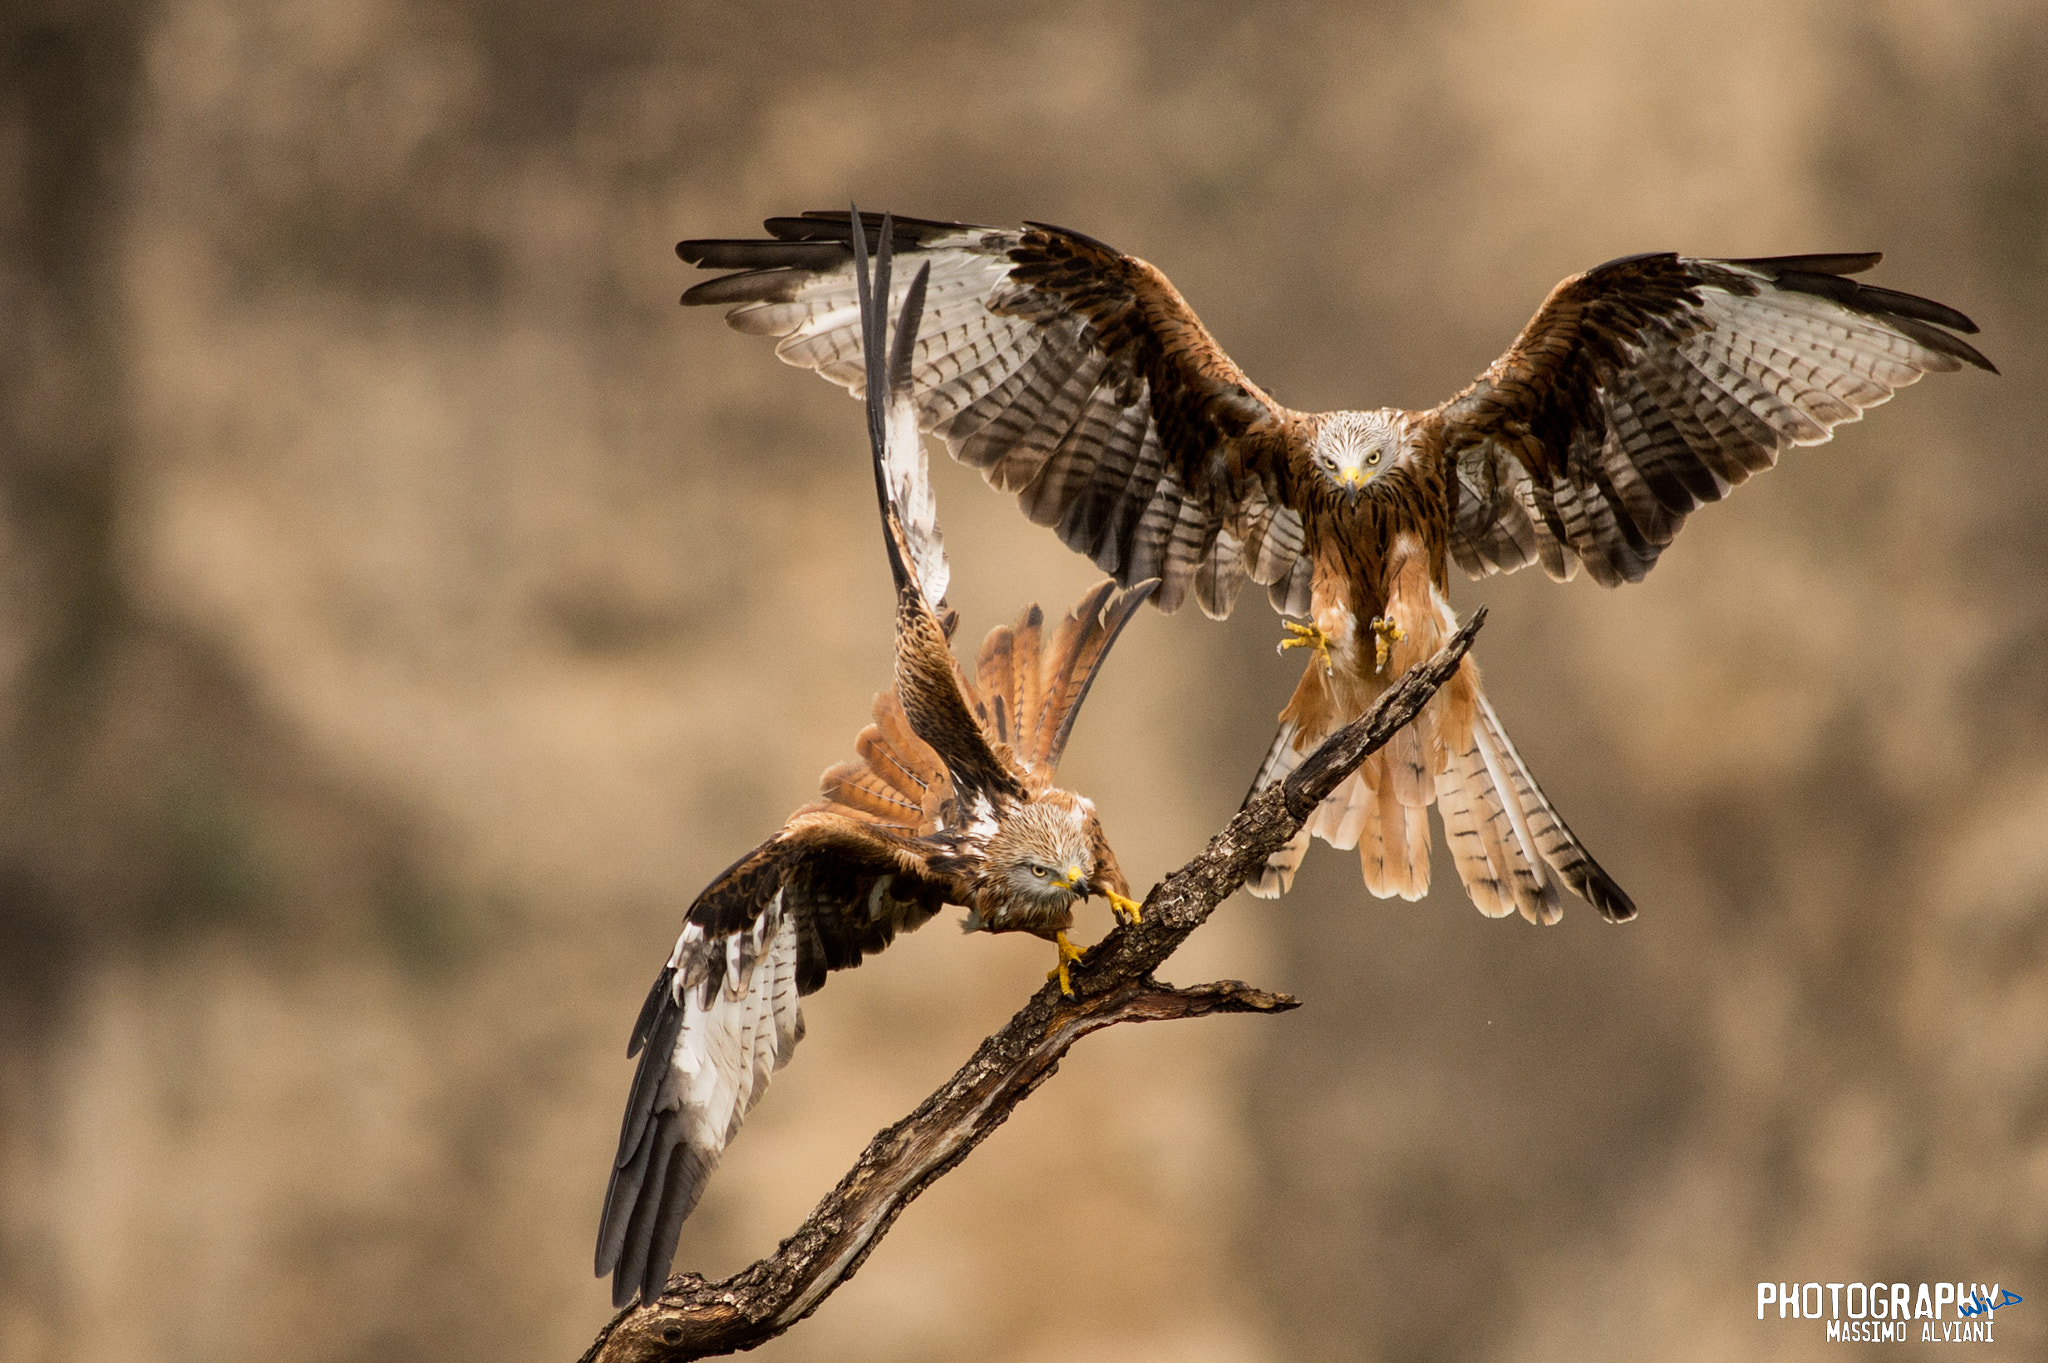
[{"x1": 578, "y1": 611, "x2": 1485, "y2": 1363}]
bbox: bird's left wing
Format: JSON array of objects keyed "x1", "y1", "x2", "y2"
[
  {"x1": 595, "y1": 816, "x2": 946, "y2": 1308},
  {"x1": 1434, "y1": 252, "x2": 1994, "y2": 586},
  {"x1": 682, "y1": 211, "x2": 1309, "y2": 619}
]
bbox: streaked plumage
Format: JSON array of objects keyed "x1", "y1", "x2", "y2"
[
  {"x1": 681, "y1": 213, "x2": 1993, "y2": 923},
  {"x1": 597, "y1": 223, "x2": 1151, "y2": 1308}
]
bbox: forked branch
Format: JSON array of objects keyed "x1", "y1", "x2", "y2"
[{"x1": 578, "y1": 612, "x2": 1485, "y2": 1363}]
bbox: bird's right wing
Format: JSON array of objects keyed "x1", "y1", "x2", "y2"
[
  {"x1": 594, "y1": 816, "x2": 946, "y2": 1308},
  {"x1": 683, "y1": 211, "x2": 1312, "y2": 619},
  {"x1": 962, "y1": 576, "x2": 1158, "y2": 788}
]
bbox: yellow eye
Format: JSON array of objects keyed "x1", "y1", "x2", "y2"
[
  {"x1": 1366, "y1": 450, "x2": 1381, "y2": 465},
  {"x1": 1031, "y1": 866, "x2": 1046, "y2": 878}
]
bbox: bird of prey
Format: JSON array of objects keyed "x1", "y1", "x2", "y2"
[
  {"x1": 677, "y1": 212, "x2": 1993, "y2": 925},
  {"x1": 596, "y1": 219, "x2": 1152, "y2": 1309}
]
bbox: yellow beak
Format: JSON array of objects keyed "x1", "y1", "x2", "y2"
[
  {"x1": 1340, "y1": 467, "x2": 1364, "y2": 489},
  {"x1": 1062, "y1": 865, "x2": 1084, "y2": 890}
]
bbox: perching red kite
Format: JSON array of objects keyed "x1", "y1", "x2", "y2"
[{"x1": 598, "y1": 220, "x2": 1150, "y2": 1308}]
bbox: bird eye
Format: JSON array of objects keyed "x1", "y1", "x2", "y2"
[
  {"x1": 1031, "y1": 866, "x2": 1046, "y2": 878},
  {"x1": 1367, "y1": 450, "x2": 1381, "y2": 465}
]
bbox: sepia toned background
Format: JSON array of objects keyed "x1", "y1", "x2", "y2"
[{"x1": 2, "y1": 0, "x2": 2043, "y2": 1358}]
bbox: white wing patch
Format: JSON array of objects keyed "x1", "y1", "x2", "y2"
[
  {"x1": 705, "y1": 225, "x2": 1314, "y2": 620},
  {"x1": 668, "y1": 893, "x2": 803, "y2": 1156},
  {"x1": 968, "y1": 794, "x2": 998, "y2": 839},
  {"x1": 885, "y1": 341, "x2": 950, "y2": 606},
  {"x1": 735, "y1": 246, "x2": 1007, "y2": 609},
  {"x1": 728, "y1": 242, "x2": 1014, "y2": 390},
  {"x1": 600, "y1": 888, "x2": 806, "y2": 1306}
]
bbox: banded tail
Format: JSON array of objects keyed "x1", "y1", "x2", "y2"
[{"x1": 1244, "y1": 671, "x2": 1634, "y2": 923}]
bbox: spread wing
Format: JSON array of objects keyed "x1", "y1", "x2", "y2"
[
  {"x1": 961, "y1": 577, "x2": 1158, "y2": 791},
  {"x1": 807, "y1": 685, "x2": 957, "y2": 837},
  {"x1": 594, "y1": 818, "x2": 948, "y2": 1308},
  {"x1": 1436, "y1": 252, "x2": 1995, "y2": 586},
  {"x1": 850, "y1": 215, "x2": 1027, "y2": 805},
  {"x1": 682, "y1": 211, "x2": 1312, "y2": 619}
]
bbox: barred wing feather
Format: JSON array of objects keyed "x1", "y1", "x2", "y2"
[
  {"x1": 682, "y1": 212, "x2": 1308, "y2": 617},
  {"x1": 595, "y1": 825, "x2": 945, "y2": 1308},
  {"x1": 1441, "y1": 251, "x2": 1994, "y2": 586},
  {"x1": 962, "y1": 577, "x2": 1158, "y2": 788}
]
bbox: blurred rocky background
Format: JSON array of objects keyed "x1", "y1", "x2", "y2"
[{"x1": 0, "y1": 0, "x2": 2042, "y2": 1359}]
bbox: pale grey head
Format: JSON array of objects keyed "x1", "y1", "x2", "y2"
[
  {"x1": 1309, "y1": 409, "x2": 1409, "y2": 504},
  {"x1": 983, "y1": 794, "x2": 1099, "y2": 925}
]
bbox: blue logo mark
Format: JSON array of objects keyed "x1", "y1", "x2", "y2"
[{"x1": 1958, "y1": 1289, "x2": 2021, "y2": 1319}]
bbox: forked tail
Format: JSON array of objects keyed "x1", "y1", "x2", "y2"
[
  {"x1": 1243, "y1": 673, "x2": 1635, "y2": 923},
  {"x1": 1440, "y1": 689, "x2": 1635, "y2": 922}
]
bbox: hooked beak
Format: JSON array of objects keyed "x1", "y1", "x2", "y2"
[
  {"x1": 1060, "y1": 865, "x2": 1086, "y2": 893},
  {"x1": 1339, "y1": 467, "x2": 1365, "y2": 502}
]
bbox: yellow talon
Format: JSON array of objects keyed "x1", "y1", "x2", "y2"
[
  {"x1": 1106, "y1": 890, "x2": 1143, "y2": 924},
  {"x1": 1371, "y1": 616, "x2": 1406, "y2": 675},
  {"x1": 1047, "y1": 930, "x2": 1087, "y2": 997},
  {"x1": 1279, "y1": 619, "x2": 1335, "y2": 674}
]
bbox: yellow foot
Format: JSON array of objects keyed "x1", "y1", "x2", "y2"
[
  {"x1": 1371, "y1": 616, "x2": 1407, "y2": 675},
  {"x1": 1279, "y1": 619, "x2": 1335, "y2": 674},
  {"x1": 1106, "y1": 889, "x2": 1144, "y2": 924},
  {"x1": 1046, "y1": 930, "x2": 1088, "y2": 997}
]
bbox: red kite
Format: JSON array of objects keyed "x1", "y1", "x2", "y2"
[
  {"x1": 681, "y1": 213, "x2": 1992, "y2": 923},
  {"x1": 599, "y1": 222, "x2": 1150, "y2": 1308}
]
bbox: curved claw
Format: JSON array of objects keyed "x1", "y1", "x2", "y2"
[
  {"x1": 1046, "y1": 930, "x2": 1088, "y2": 997},
  {"x1": 1370, "y1": 615, "x2": 1407, "y2": 675},
  {"x1": 1106, "y1": 889, "x2": 1144, "y2": 924},
  {"x1": 1279, "y1": 619, "x2": 1335, "y2": 675}
]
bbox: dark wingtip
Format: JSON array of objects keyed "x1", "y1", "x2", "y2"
[
  {"x1": 852, "y1": 209, "x2": 923, "y2": 604},
  {"x1": 1590, "y1": 873, "x2": 1638, "y2": 923},
  {"x1": 1120, "y1": 577, "x2": 1163, "y2": 614},
  {"x1": 1039, "y1": 576, "x2": 1157, "y2": 770},
  {"x1": 1727, "y1": 250, "x2": 1883, "y2": 277},
  {"x1": 1730, "y1": 254, "x2": 1998, "y2": 370},
  {"x1": 640, "y1": 1144, "x2": 712, "y2": 1307},
  {"x1": 889, "y1": 260, "x2": 931, "y2": 398},
  {"x1": 627, "y1": 967, "x2": 675, "y2": 1058},
  {"x1": 1021, "y1": 219, "x2": 1124, "y2": 257},
  {"x1": 851, "y1": 207, "x2": 890, "y2": 492}
]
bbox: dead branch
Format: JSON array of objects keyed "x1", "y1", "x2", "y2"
[{"x1": 578, "y1": 611, "x2": 1484, "y2": 1363}]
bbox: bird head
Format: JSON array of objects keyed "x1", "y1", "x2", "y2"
[
  {"x1": 1310, "y1": 410, "x2": 1405, "y2": 505},
  {"x1": 989, "y1": 797, "x2": 1099, "y2": 915}
]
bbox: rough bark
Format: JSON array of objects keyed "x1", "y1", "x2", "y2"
[{"x1": 578, "y1": 611, "x2": 1485, "y2": 1363}]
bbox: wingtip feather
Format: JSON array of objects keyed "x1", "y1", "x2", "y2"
[{"x1": 1588, "y1": 870, "x2": 1639, "y2": 923}]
